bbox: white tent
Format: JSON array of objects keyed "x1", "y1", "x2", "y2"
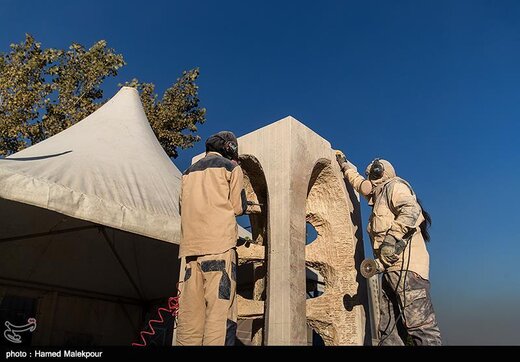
[
  {"x1": 0, "y1": 86, "x2": 181, "y2": 243},
  {"x1": 0, "y1": 87, "x2": 182, "y2": 345}
]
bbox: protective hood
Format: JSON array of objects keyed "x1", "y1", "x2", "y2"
[{"x1": 365, "y1": 159, "x2": 396, "y2": 205}]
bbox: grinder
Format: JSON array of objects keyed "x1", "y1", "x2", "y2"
[
  {"x1": 360, "y1": 239, "x2": 408, "y2": 278},
  {"x1": 360, "y1": 258, "x2": 385, "y2": 279}
]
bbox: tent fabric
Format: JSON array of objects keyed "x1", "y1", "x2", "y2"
[
  {"x1": 0, "y1": 86, "x2": 250, "y2": 305},
  {"x1": 0, "y1": 199, "x2": 180, "y2": 300},
  {"x1": 0, "y1": 87, "x2": 181, "y2": 244}
]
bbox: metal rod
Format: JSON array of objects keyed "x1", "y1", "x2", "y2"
[
  {"x1": 0, "y1": 225, "x2": 99, "y2": 243},
  {"x1": 99, "y1": 227, "x2": 145, "y2": 301},
  {"x1": 0, "y1": 276, "x2": 142, "y2": 305}
]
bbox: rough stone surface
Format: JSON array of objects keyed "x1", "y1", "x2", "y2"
[
  {"x1": 306, "y1": 161, "x2": 369, "y2": 345},
  {"x1": 193, "y1": 116, "x2": 370, "y2": 345}
]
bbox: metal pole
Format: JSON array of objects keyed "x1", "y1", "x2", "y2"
[
  {"x1": 99, "y1": 227, "x2": 145, "y2": 301},
  {"x1": 0, "y1": 225, "x2": 99, "y2": 243}
]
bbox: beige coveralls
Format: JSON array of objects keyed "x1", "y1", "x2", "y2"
[
  {"x1": 343, "y1": 159, "x2": 442, "y2": 346},
  {"x1": 176, "y1": 151, "x2": 247, "y2": 346}
]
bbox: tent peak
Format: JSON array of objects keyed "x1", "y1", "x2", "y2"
[
  {"x1": 119, "y1": 86, "x2": 139, "y2": 94},
  {"x1": 0, "y1": 85, "x2": 182, "y2": 244}
]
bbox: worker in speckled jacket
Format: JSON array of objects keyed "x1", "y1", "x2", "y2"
[{"x1": 335, "y1": 151, "x2": 442, "y2": 346}]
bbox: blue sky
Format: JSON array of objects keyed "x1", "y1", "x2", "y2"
[{"x1": 1, "y1": 0, "x2": 519, "y2": 345}]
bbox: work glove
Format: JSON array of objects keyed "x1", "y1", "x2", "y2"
[
  {"x1": 245, "y1": 200, "x2": 262, "y2": 215},
  {"x1": 335, "y1": 150, "x2": 350, "y2": 172},
  {"x1": 379, "y1": 234, "x2": 400, "y2": 266}
]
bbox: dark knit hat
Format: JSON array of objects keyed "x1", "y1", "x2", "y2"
[{"x1": 205, "y1": 131, "x2": 238, "y2": 160}]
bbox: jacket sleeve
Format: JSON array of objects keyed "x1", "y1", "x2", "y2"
[
  {"x1": 343, "y1": 168, "x2": 365, "y2": 191},
  {"x1": 230, "y1": 165, "x2": 247, "y2": 216},
  {"x1": 342, "y1": 168, "x2": 370, "y2": 200},
  {"x1": 387, "y1": 182, "x2": 421, "y2": 240}
]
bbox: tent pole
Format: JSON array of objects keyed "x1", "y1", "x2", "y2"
[
  {"x1": 0, "y1": 276, "x2": 141, "y2": 305},
  {"x1": 99, "y1": 227, "x2": 146, "y2": 301},
  {"x1": 0, "y1": 225, "x2": 99, "y2": 243}
]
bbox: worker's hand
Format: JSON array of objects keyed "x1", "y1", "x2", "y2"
[
  {"x1": 245, "y1": 200, "x2": 262, "y2": 214},
  {"x1": 335, "y1": 150, "x2": 350, "y2": 171},
  {"x1": 237, "y1": 236, "x2": 251, "y2": 247},
  {"x1": 379, "y1": 234, "x2": 399, "y2": 266},
  {"x1": 394, "y1": 239, "x2": 407, "y2": 255}
]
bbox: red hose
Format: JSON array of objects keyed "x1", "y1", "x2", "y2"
[{"x1": 132, "y1": 284, "x2": 181, "y2": 347}]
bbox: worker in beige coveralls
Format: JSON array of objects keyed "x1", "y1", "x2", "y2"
[
  {"x1": 336, "y1": 151, "x2": 442, "y2": 346},
  {"x1": 176, "y1": 131, "x2": 247, "y2": 346}
]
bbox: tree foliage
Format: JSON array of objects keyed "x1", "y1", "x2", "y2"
[
  {"x1": 124, "y1": 69, "x2": 206, "y2": 158},
  {"x1": 0, "y1": 34, "x2": 205, "y2": 158}
]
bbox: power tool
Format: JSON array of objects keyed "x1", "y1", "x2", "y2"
[
  {"x1": 360, "y1": 239, "x2": 408, "y2": 278},
  {"x1": 360, "y1": 258, "x2": 385, "y2": 279}
]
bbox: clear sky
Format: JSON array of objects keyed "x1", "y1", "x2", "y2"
[{"x1": 1, "y1": 0, "x2": 519, "y2": 345}]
